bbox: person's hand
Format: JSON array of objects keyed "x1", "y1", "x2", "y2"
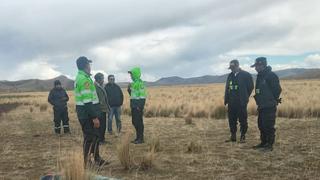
[{"x1": 93, "y1": 118, "x2": 100, "y2": 128}]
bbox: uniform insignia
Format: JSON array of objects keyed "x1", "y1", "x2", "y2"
[{"x1": 84, "y1": 81, "x2": 90, "y2": 89}]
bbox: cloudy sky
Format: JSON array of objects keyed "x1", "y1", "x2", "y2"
[{"x1": 1, "y1": 0, "x2": 320, "y2": 82}]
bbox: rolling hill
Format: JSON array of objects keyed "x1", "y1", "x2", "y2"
[{"x1": 0, "y1": 68, "x2": 319, "y2": 92}]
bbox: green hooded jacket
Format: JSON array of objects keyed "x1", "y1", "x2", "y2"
[{"x1": 128, "y1": 67, "x2": 147, "y2": 109}]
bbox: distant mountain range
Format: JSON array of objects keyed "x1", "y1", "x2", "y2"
[
  {"x1": 149, "y1": 68, "x2": 320, "y2": 86},
  {"x1": 0, "y1": 68, "x2": 319, "y2": 92},
  {"x1": 0, "y1": 75, "x2": 74, "y2": 92}
]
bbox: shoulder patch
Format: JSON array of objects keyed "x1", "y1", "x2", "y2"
[{"x1": 84, "y1": 81, "x2": 90, "y2": 89}]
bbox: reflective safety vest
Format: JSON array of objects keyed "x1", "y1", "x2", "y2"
[
  {"x1": 129, "y1": 80, "x2": 147, "y2": 100},
  {"x1": 229, "y1": 81, "x2": 239, "y2": 92},
  {"x1": 74, "y1": 70, "x2": 99, "y2": 106}
]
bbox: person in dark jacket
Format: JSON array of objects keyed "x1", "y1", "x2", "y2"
[
  {"x1": 94, "y1": 73, "x2": 110, "y2": 144},
  {"x1": 105, "y1": 75, "x2": 124, "y2": 135},
  {"x1": 48, "y1": 80, "x2": 70, "y2": 134},
  {"x1": 251, "y1": 57, "x2": 282, "y2": 152},
  {"x1": 224, "y1": 60, "x2": 254, "y2": 143}
]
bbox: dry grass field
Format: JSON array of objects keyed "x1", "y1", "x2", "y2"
[{"x1": 0, "y1": 80, "x2": 320, "y2": 179}]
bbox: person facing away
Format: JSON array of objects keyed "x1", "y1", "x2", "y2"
[
  {"x1": 224, "y1": 60, "x2": 254, "y2": 143},
  {"x1": 127, "y1": 67, "x2": 147, "y2": 144},
  {"x1": 104, "y1": 75, "x2": 124, "y2": 136},
  {"x1": 94, "y1": 73, "x2": 110, "y2": 144},
  {"x1": 48, "y1": 80, "x2": 70, "y2": 134},
  {"x1": 74, "y1": 56, "x2": 109, "y2": 167},
  {"x1": 251, "y1": 57, "x2": 282, "y2": 152}
]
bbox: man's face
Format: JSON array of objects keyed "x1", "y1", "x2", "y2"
[
  {"x1": 229, "y1": 64, "x2": 239, "y2": 73},
  {"x1": 84, "y1": 63, "x2": 91, "y2": 74},
  {"x1": 98, "y1": 77, "x2": 104, "y2": 85},
  {"x1": 108, "y1": 77, "x2": 115, "y2": 84},
  {"x1": 255, "y1": 64, "x2": 265, "y2": 73}
]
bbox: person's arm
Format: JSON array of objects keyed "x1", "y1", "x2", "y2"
[
  {"x1": 64, "y1": 90, "x2": 69, "y2": 102},
  {"x1": 224, "y1": 75, "x2": 229, "y2": 105},
  {"x1": 119, "y1": 85, "x2": 124, "y2": 105},
  {"x1": 267, "y1": 73, "x2": 282, "y2": 100},
  {"x1": 247, "y1": 73, "x2": 254, "y2": 96},
  {"x1": 127, "y1": 83, "x2": 131, "y2": 96},
  {"x1": 48, "y1": 90, "x2": 55, "y2": 106}
]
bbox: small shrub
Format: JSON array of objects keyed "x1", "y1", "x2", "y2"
[
  {"x1": 139, "y1": 151, "x2": 156, "y2": 170},
  {"x1": 149, "y1": 135, "x2": 161, "y2": 152},
  {"x1": 184, "y1": 116, "x2": 193, "y2": 125},
  {"x1": 186, "y1": 141, "x2": 202, "y2": 153},
  {"x1": 59, "y1": 150, "x2": 94, "y2": 180},
  {"x1": 194, "y1": 109, "x2": 208, "y2": 118},
  {"x1": 117, "y1": 133, "x2": 133, "y2": 170},
  {"x1": 40, "y1": 104, "x2": 48, "y2": 112},
  {"x1": 211, "y1": 105, "x2": 227, "y2": 119}
]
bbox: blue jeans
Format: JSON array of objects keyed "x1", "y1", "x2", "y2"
[{"x1": 108, "y1": 106, "x2": 122, "y2": 133}]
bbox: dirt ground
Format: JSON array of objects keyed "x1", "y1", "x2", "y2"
[{"x1": 1, "y1": 101, "x2": 320, "y2": 180}]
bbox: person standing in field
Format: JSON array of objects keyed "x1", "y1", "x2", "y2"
[
  {"x1": 48, "y1": 80, "x2": 70, "y2": 135},
  {"x1": 105, "y1": 75, "x2": 124, "y2": 136},
  {"x1": 74, "y1": 56, "x2": 108, "y2": 166},
  {"x1": 94, "y1": 73, "x2": 110, "y2": 144},
  {"x1": 127, "y1": 67, "x2": 147, "y2": 144},
  {"x1": 251, "y1": 57, "x2": 282, "y2": 152},
  {"x1": 224, "y1": 60, "x2": 254, "y2": 143}
]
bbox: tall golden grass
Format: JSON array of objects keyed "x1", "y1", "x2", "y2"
[
  {"x1": 120, "y1": 80, "x2": 320, "y2": 119},
  {"x1": 1, "y1": 80, "x2": 319, "y2": 120}
]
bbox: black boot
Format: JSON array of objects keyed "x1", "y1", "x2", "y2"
[
  {"x1": 253, "y1": 134, "x2": 267, "y2": 149},
  {"x1": 225, "y1": 133, "x2": 236, "y2": 142},
  {"x1": 94, "y1": 157, "x2": 110, "y2": 167},
  {"x1": 131, "y1": 135, "x2": 138, "y2": 143},
  {"x1": 240, "y1": 134, "x2": 246, "y2": 143},
  {"x1": 133, "y1": 139, "x2": 144, "y2": 144},
  {"x1": 260, "y1": 136, "x2": 274, "y2": 152},
  {"x1": 64, "y1": 127, "x2": 70, "y2": 134},
  {"x1": 260, "y1": 143, "x2": 273, "y2": 152},
  {"x1": 252, "y1": 142, "x2": 267, "y2": 149},
  {"x1": 54, "y1": 127, "x2": 61, "y2": 135}
]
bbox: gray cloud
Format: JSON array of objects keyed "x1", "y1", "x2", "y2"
[{"x1": 0, "y1": 0, "x2": 319, "y2": 81}]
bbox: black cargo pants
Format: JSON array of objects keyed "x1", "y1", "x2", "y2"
[
  {"x1": 228, "y1": 102, "x2": 248, "y2": 136},
  {"x1": 131, "y1": 107, "x2": 144, "y2": 141},
  {"x1": 258, "y1": 107, "x2": 277, "y2": 145},
  {"x1": 53, "y1": 107, "x2": 70, "y2": 134}
]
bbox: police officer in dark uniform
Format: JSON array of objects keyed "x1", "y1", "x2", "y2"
[
  {"x1": 74, "y1": 57, "x2": 108, "y2": 167},
  {"x1": 251, "y1": 57, "x2": 282, "y2": 152},
  {"x1": 224, "y1": 60, "x2": 254, "y2": 143},
  {"x1": 48, "y1": 80, "x2": 70, "y2": 134}
]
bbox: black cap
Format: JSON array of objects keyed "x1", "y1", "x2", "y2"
[
  {"x1": 54, "y1": 80, "x2": 61, "y2": 86},
  {"x1": 251, "y1": 57, "x2": 267, "y2": 67},
  {"x1": 94, "y1": 72, "x2": 104, "y2": 81},
  {"x1": 228, "y1": 59, "x2": 239, "y2": 69},
  {"x1": 76, "y1": 56, "x2": 92, "y2": 70},
  {"x1": 108, "y1": 74, "x2": 115, "y2": 79}
]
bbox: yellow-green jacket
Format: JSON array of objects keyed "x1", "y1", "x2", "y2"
[{"x1": 74, "y1": 70, "x2": 100, "y2": 120}]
